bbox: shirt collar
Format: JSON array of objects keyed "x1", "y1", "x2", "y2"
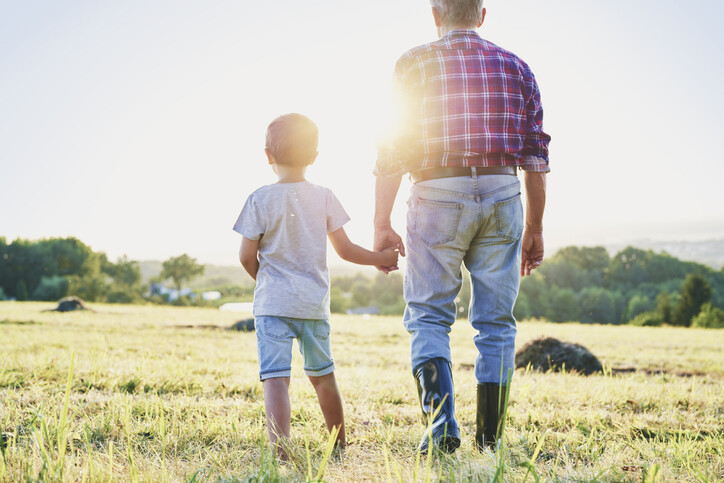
[{"x1": 442, "y1": 29, "x2": 481, "y2": 40}]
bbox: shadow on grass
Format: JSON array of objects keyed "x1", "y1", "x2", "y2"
[{"x1": 0, "y1": 319, "x2": 38, "y2": 325}]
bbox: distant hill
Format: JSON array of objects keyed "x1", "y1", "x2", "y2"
[{"x1": 604, "y1": 239, "x2": 724, "y2": 270}]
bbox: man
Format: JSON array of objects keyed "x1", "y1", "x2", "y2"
[{"x1": 373, "y1": 0, "x2": 550, "y2": 454}]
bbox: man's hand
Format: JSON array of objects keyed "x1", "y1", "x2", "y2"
[
  {"x1": 374, "y1": 226, "x2": 405, "y2": 274},
  {"x1": 520, "y1": 230, "x2": 543, "y2": 277}
]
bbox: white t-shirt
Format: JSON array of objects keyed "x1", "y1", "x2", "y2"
[{"x1": 233, "y1": 181, "x2": 350, "y2": 319}]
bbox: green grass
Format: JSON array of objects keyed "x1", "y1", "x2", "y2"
[{"x1": 0, "y1": 301, "x2": 722, "y2": 481}]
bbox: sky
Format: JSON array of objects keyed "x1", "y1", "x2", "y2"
[{"x1": 1, "y1": 0, "x2": 723, "y2": 267}]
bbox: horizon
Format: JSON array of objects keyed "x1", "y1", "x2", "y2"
[{"x1": 2, "y1": 0, "x2": 723, "y2": 267}]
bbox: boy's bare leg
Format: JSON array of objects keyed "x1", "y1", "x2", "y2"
[
  {"x1": 263, "y1": 377, "x2": 291, "y2": 459},
  {"x1": 308, "y1": 372, "x2": 346, "y2": 446}
]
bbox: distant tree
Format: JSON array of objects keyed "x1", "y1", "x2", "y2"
[
  {"x1": 45, "y1": 237, "x2": 98, "y2": 277},
  {"x1": 161, "y1": 254, "x2": 205, "y2": 294},
  {"x1": 656, "y1": 292, "x2": 673, "y2": 324},
  {"x1": 545, "y1": 287, "x2": 580, "y2": 322},
  {"x1": 691, "y1": 303, "x2": 724, "y2": 329},
  {"x1": 370, "y1": 272, "x2": 403, "y2": 304},
  {"x1": 103, "y1": 255, "x2": 142, "y2": 288},
  {"x1": 351, "y1": 281, "x2": 372, "y2": 307},
  {"x1": 518, "y1": 273, "x2": 550, "y2": 319},
  {"x1": 102, "y1": 255, "x2": 144, "y2": 304},
  {"x1": 513, "y1": 292, "x2": 532, "y2": 320},
  {"x1": 31, "y1": 276, "x2": 69, "y2": 301},
  {"x1": 672, "y1": 274, "x2": 712, "y2": 326},
  {"x1": 626, "y1": 293, "x2": 656, "y2": 321},
  {"x1": 608, "y1": 247, "x2": 650, "y2": 288},
  {"x1": 67, "y1": 273, "x2": 109, "y2": 302},
  {"x1": 330, "y1": 287, "x2": 349, "y2": 314},
  {"x1": 609, "y1": 247, "x2": 699, "y2": 291},
  {"x1": 331, "y1": 273, "x2": 364, "y2": 292},
  {"x1": 15, "y1": 279, "x2": 28, "y2": 301},
  {"x1": 579, "y1": 287, "x2": 620, "y2": 324},
  {"x1": 542, "y1": 246, "x2": 610, "y2": 288}
]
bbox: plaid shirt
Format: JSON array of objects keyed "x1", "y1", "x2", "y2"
[{"x1": 376, "y1": 30, "x2": 551, "y2": 176}]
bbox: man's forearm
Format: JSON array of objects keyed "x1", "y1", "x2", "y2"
[
  {"x1": 374, "y1": 175, "x2": 403, "y2": 228},
  {"x1": 523, "y1": 171, "x2": 546, "y2": 232}
]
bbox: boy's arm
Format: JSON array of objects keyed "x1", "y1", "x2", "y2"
[
  {"x1": 373, "y1": 174, "x2": 405, "y2": 274},
  {"x1": 328, "y1": 227, "x2": 398, "y2": 268},
  {"x1": 239, "y1": 237, "x2": 260, "y2": 281}
]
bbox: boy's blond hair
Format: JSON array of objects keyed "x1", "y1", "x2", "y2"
[{"x1": 265, "y1": 113, "x2": 318, "y2": 166}]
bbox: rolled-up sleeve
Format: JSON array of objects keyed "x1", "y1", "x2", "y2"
[{"x1": 521, "y1": 68, "x2": 551, "y2": 172}]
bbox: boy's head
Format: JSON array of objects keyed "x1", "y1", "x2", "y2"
[{"x1": 265, "y1": 113, "x2": 318, "y2": 166}]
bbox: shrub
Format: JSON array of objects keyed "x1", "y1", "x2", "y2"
[
  {"x1": 31, "y1": 276, "x2": 69, "y2": 301},
  {"x1": 330, "y1": 287, "x2": 349, "y2": 314},
  {"x1": 16, "y1": 280, "x2": 29, "y2": 301},
  {"x1": 171, "y1": 295, "x2": 194, "y2": 306},
  {"x1": 0, "y1": 286, "x2": 6, "y2": 301},
  {"x1": 106, "y1": 289, "x2": 142, "y2": 304},
  {"x1": 626, "y1": 293, "x2": 656, "y2": 320},
  {"x1": 691, "y1": 303, "x2": 724, "y2": 329},
  {"x1": 672, "y1": 274, "x2": 712, "y2": 326},
  {"x1": 629, "y1": 311, "x2": 663, "y2": 327}
]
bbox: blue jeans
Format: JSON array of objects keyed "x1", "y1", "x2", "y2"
[
  {"x1": 404, "y1": 174, "x2": 523, "y2": 385},
  {"x1": 255, "y1": 316, "x2": 335, "y2": 380}
]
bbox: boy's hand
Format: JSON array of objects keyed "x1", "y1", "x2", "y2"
[
  {"x1": 373, "y1": 226, "x2": 405, "y2": 274},
  {"x1": 379, "y1": 247, "x2": 399, "y2": 269}
]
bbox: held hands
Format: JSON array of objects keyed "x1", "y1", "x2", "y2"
[
  {"x1": 379, "y1": 246, "x2": 399, "y2": 269},
  {"x1": 521, "y1": 230, "x2": 544, "y2": 277},
  {"x1": 374, "y1": 226, "x2": 406, "y2": 274}
]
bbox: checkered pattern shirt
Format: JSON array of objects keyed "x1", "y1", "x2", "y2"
[{"x1": 376, "y1": 30, "x2": 551, "y2": 176}]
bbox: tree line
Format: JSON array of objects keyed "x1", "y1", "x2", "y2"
[
  {"x1": 2, "y1": 236, "x2": 721, "y2": 327},
  {"x1": 330, "y1": 246, "x2": 724, "y2": 328},
  {"x1": 515, "y1": 246, "x2": 723, "y2": 327},
  {"x1": 0, "y1": 237, "x2": 204, "y2": 305}
]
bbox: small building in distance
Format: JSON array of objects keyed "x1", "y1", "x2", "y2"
[
  {"x1": 346, "y1": 306, "x2": 380, "y2": 316},
  {"x1": 149, "y1": 283, "x2": 196, "y2": 302}
]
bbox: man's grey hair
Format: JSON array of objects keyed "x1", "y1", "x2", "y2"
[{"x1": 430, "y1": 0, "x2": 484, "y2": 27}]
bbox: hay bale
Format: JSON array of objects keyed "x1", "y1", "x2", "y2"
[
  {"x1": 228, "y1": 318, "x2": 255, "y2": 332},
  {"x1": 515, "y1": 337, "x2": 603, "y2": 375},
  {"x1": 53, "y1": 296, "x2": 88, "y2": 312}
]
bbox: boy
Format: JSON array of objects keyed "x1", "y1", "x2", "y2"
[{"x1": 233, "y1": 113, "x2": 399, "y2": 458}]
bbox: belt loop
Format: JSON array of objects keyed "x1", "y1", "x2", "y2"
[{"x1": 471, "y1": 166, "x2": 481, "y2": 202}]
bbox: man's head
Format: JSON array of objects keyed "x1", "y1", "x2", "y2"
[
  {"x1": 430, "y1": 0, "x2": 485, "y2": 30},
  {"x1": 265, "y1": 113, "x2": 319, "y2": 166}
]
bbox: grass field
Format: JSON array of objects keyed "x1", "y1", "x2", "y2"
[{"x1": 1, "y1": 302, "x2": 722, "y2": 482}]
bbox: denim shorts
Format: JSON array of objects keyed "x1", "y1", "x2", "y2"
[{"x1": 254, "y1": 316, "x2": 335, "y2": 380}]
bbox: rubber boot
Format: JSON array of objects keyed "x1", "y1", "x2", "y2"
[
  {"x1": 475, "y1": 383, "x2": 508, "y2": 452},
  {"x1": 414, "y1": 358, "x2": 461, "y2": 454}
]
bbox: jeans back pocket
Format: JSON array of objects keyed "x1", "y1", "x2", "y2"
[
  {"x1": 259, "y1": 317, "x2": 292, "y2": 340},
  {"x1": 494, "y1": 193, "x2": 523, "y2": 241},
  {"x1": 412, "y1": 197, "x2": 463, "y2": 247}
]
